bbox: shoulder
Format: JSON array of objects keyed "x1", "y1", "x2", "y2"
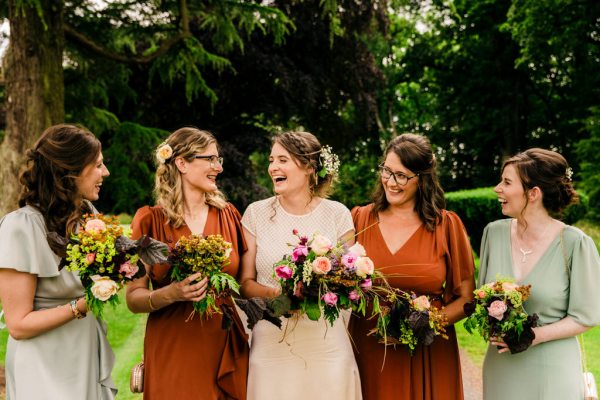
[
  {"x1": 351, "y1": 203, "x2": 374, "y2": 224},
  {"x1": 218, "y1": 202, "x2": 243, "y2": 221},
  {"x1": 482, "y1": 218, "x2": 510, "y2": 235},
  {"x1": 246, "y1": 197, "x2": 276, "y2": 212},
  {"x1": 0, "y1": 206, "x2": 46, "y2": 233},
  {"x1": 320, "y1": 199, "x2": 350, "y2": 214},
  {"x1": 132, "y1": 205, "x2": 164, "y2": 227},
  {"x1": 562, "y1": 225, "x2": 592, "y2": 247}
]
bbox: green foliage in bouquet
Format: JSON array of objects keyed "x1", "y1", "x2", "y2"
[{"x1": 169, "y1": 234, "x2": 240, "y2": 317}]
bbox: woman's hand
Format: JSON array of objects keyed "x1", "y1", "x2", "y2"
[
  {"x1": 490, "y1": 336, "x2": 510, "y2": 354},
  {"x1": 167, "y1": 272, "x2": 208, "y2": 302}
]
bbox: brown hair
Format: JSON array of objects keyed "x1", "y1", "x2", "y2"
[
  {"x1": 154, "y1": 127, "x2": 227, "y2": 228},
  {"x1": 272, "y1": 131, "x2": 335, "y2": 198},
  {"x1": 372, "y1": 133, "x2": 445, "y2": 231},
  {"x1": 18, "y1": 124, "x2": 100, "y2": 244},
  {"x1": 502, "y1": 148, "x2": 578, "y2": 215}
]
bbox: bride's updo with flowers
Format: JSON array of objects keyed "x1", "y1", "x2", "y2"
[
  {"x1": 154, "y1": 127, "x2": 227, "y2": 228},
  {"x1": 272, "y1": 131, "x2": 340, "y2": 198}
]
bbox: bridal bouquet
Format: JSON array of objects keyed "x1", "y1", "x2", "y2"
[
  {"x1": 58, "y1": 214, "x2": 168, "y2": 318},
  {"x1": 169, "y1": 234, "x2": 240, "y2": 319},
  {"x1": 270, "y1": 229, "x2": 378, "y2": 326},
  {"x1": 463, "y1": 277, "x2": 539, "y2": 354},
  {"x1": 371, "y1": 290, "x2": 448, "y2": 355}
]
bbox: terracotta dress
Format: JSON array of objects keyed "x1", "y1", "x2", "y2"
[
  {"x1": 350, "y1": 204, "x2": 475, "y2": 400},
  {"x1": 131, "y1": 204, "x2": 249, "y2": 400}
]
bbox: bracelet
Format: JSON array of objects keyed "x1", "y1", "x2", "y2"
[
  {"x1": 69, "y1": 299, "x2": 86, "y2": 319},
  {"x1": 148, "y1": 291, "x2": 158, "y2": 311}
]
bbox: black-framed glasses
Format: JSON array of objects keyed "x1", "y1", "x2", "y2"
[
  {"x1": 378, "y1": 164, "x2": 418, "y2": 186},
  {"x1": 194, "y1": 155, "x2": 224, "y2": 168}
]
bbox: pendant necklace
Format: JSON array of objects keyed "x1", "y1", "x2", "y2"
[{"x1": 515, "y1": 220, "x2": 553, "y2": 263}]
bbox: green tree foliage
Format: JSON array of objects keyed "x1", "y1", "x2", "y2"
[{"x1": 576, "y1": 111, "x2": 600, "y2": 220}]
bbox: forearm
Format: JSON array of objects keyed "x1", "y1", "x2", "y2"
[
  {"x1": 8, "y1": 298, "x2": 86, "y2": 340},
  {"x1": 127, "y1": 284, "x2": 175, "y2": 313},
  {"x1": 443, "y1": 296, "x2": 470, "y2": 326},
  {"x1": 240, "y1": 279, "x2": 279, "y2": 299},
  {"x1": 532, "y1": 316, "x2": 591, "y2": 346}
]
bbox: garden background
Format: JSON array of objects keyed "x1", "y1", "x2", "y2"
[{"x1": 0, "y1": 0, "x2": 598, "y2": 398}]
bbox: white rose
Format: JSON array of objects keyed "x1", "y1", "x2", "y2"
[
  {"x1": 90, "y1": 276, "x2": 119, "y2": 301},
  {"x1": 311, "y1": 234, "x2": 333, "y2": 256},
  {"x1": 348, "y1": 242, "x2": 367, "y2": 257},
  {"x1": 355, "y1": 256, "x2": 375, "y2": 277}
]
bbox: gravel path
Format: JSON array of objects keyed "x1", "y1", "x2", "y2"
[
  {"x1": 0, "y1": 366, "x2": 4, "y2": 399},
  {"x1": 460, "y1": 348, "x2": 483, "y2": 400}
]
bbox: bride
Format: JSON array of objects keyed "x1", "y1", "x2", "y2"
[{"x1": 240, "y1": 131, "x2": 362, "y2": 400}]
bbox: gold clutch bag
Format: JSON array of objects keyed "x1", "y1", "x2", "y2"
[{"x1": 130, "y1": 358, "x2": 144, "y2": 393}]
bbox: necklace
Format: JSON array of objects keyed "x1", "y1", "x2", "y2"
[{"x1": 514, "y1": 219, "x2": 553, "y2": 263}]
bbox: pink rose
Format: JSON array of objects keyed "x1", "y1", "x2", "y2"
[
  {"x1": 348, "y1": 290, "x2": 360, "y2": 302},
  {"x1": 292, "y1": 246, "x2": 308, "y2": 262},
  {"x1": 312, "y1": 257, "x2": 332, "y2": 274},
  {"x1": 412, "y1": 295, "x2": 431, "y2": 311},
  {"x1": 348, "y1": 242, "x2": 367, "y2": 257},
  {"x1": 501, "y1": 282, "x2": 519, "y2": 293},
  {"x1": 85, "y1": 253, "x2": 96, "y2": 265},
  {"x1": 275, "y1": 265, "x2": 294, "y2": 280},
  {"x1": 119, "y1": 260, "x2": 139, "y2": 279},
  {"x1": 341, "y1": 252, "x2": 358, "y2": 269},
  {"x1": 477, "y1": 290, "x2": 486, "y2": 298},
  {"x1": 360, "y1": 278, "x2": 372, "y2": 290},
  {"x1": 487, "y1": 300, "x2": 508, "y2": 320},
  {"x1": 292, "y1": 229, "x2": 299, "y2": 235},
  {"x1": 84, "y1": 219, "x2": 106, "y2": 233},
  {"x1": 322, "y1": 292, "x2": 338, "y2": 306},
  {"x1": 355, "y1": 256, "x2": 375, "y2": 277},
  {"x1": 311, "y1": 234, "x2": 333, "y2": 256}
]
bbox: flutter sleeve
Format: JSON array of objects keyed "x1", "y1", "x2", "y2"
[
  {"x1": 334, "y1": 201, "x2": 354, "y2": 240},
  {"x1": 0, "y1": 208, "x2": 60, "y2": 277},
  {"x1": 131, "y1": 205, "x2": 155, "y2": 241},
  {"x1": 223, "y1": 203, "x2": 248, "y2": 255},
  {"x1": 566, "y1": 229, "x2": 600, "y2": 326},
  {"x1": 241, "y1": 202, "x2": 257, "y2": 237},
  {"x1": 442, "y1": 210, "x2": 476, "y2": 303},
  {"x1": 478, "y1": 223, "x2": 492, "y2": 287}
]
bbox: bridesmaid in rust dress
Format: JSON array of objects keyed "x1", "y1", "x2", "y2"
[
  {"x1": 350, "y1": 133, "x2": 475, "y2": 400},
  {"x1": 126, "y1": 127, "x2": 249, "y2": 400}
]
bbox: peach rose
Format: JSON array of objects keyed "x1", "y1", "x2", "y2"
[
  {"x1": 412, "y1": 295, "x2": 431, "y2": 311},
  {"x1": 311, "y1": 234, "x2": 333, "y2": 256},
  {"x1": 85, "y1": 253, "x2": 96, "y2": 265},
  {"x1": 312, "y1": 257, "x2": 332, "y2": 274},
  {"x1": 84, "y1": 219, "x2": 106, "y2": 233},
  {"x1": 355, "y1": 256, "x2": 375, "y2": 277},
  {"x1": 487, "y1": 300, "x2": 508, "y2": 321},
  {"x1": 348, "y1": 242, "x2": 367, "y2": 257},
  {"x1": 156, "y1": 143, "x2": 173, "y2": 164},
  {"x1": 90, "y1": 276, "x2": 119, "y2": 301}
]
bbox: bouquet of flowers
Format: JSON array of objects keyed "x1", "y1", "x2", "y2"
[
  {"x1": 370, "y1": 290, "x2": 448, "y2": 355},
  {"x1": 168, "y1": 234, "x2": 239, "y2": 320},
  {"x1": 55, "y1": 214, "x2": 168, "y2": 318},
  {"x1": 269, "y1": 229, "x2": 378, "y2": 326},
  {"x1": 463, "y1": 277, "x2": 539, "y2": 354}
]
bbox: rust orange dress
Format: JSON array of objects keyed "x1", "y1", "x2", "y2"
[
  {"x1": 131, "y1": 204, "x2": 249, "y2": 400},
  {"x1": 349, "y1": 204, "x2": 475, "y2": 400}
]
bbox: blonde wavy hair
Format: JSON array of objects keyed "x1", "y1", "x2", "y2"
[{"x1": 154, "y1": 127, "x2": 227, "y2": 228}]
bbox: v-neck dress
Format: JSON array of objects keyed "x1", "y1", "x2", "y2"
[
  {"x1": 349, "y1": 204, "x2": 475, "y2": 400},
  {"x1": 479, "y1": 219, "x2": 600, "y2": 400},
  {"x1": 131, "y1": 204, "x2": 249, "y2": 400}
]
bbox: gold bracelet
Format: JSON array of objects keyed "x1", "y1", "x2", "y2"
[
  {"x1": 69, "y1": 299, "x2": 86, "y2": 319},
  {"x1": 148, "y1": 291, "x2": 157, "y2": 311}
]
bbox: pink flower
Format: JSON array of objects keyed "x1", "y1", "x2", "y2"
[
  {"x1": 119, "y1": 261, "x2": 139, "y2": 279},
  {"x1": 477, "y1": 290, "x2": 486, "y2": 298},
  {"x1": 487, "y1": 300, "x2": 508, "y2": 320},
  {"x1": 322, "y1": 292, "x2": 338, "y2": 306},
  {"x1": 85, "y1": 253, "x2": 96, "y2": 265},
  {"x1": 275, "y1": 265, "x2": 294, "y2": 280},
  {"x1": 311, "y1": 234, "x2": 333, "y2": 256},
  {"x1": 360, "y1": 278, "x2": 372, "y2": 290},
  {"x1": 348, "y1": 290, "x2": 360, "y2": 302},
  {"x1": 312, "y1": 257, "x2": 332, "y2": 274},
  {"x1": 348, "y1": 243, "x2": 367, "y2": 257},
  {"x1": 292, "y1": 228, "x2": 299, "y2": 235},
  {"x1": 355, "y1": 256, "x2": 375, "y2": 277},
  {"x1": 412, "y1": 295, "x2": 431, "y2": 311},
  {"x1": 84, "y1": 219, "x2": 106, "y2": 233},
  {"x1": 341, "y1": 252, "x2": 358, "y2": 269},
  {"x1": 292, "y1": 246, "x2": 308, "y2": 262}
]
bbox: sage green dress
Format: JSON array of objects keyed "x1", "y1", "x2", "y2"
[
  {"x1": 0, "y1": 206, "x2": 117, "y2": 400},
  {"x1": 479, "y1": 219, "x2": 600, "y2": 400}
]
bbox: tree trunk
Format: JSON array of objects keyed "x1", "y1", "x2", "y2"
[{"x1": 0, "y1": 0, "x2": 65, "y2": 215}]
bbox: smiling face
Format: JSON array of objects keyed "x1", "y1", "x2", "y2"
[
  {"x1": 380, "y1": 151, "x2": 419, "y2": 209},
  {"x1": 268, "y1": 142, "x2": 312, "y2": 196},
  {"x1": 179, "y1": 142, "x2": 223, "y2": 193},
  {"x1": 75, "y1": 152, "x2": 110, "y2": 201},
  {"x1": 494, "y1": 164, "x2": 528, "y2": 217}
]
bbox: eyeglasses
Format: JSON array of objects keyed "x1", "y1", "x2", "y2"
[
  {"x1": 194, "y1": 155, "x2": 224, "y2": 169},
  {"x1": 378, "y1": 164, "x2": 418, "y2": 186}
]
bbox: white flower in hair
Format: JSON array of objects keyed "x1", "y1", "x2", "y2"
[
  {"x1": 565, "y1": 167, "x2": 573, "y2": 181},
  {"x1": 156, "y1": 142, "x2": 173, "y2": 164},
  {"x1": 318, "y1": 145, "x2": 340, "y2": 178}
]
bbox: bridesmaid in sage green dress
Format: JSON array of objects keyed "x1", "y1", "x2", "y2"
[
  {"x1": 479, "y1": 148, "x2": 600, "y2": 400},
  {"x1": 0, "y1": 125, "x2": 116, "y2": 399}
]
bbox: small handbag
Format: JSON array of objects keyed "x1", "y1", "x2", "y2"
[{"x1": 130, "y1": 357, "x2": 144, "y2": 393}]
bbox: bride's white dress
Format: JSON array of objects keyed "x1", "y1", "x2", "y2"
[{"x1": 242, "y1": 197, "x2": 362, "y2": 400}]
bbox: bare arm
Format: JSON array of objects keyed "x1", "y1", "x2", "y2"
[
  {"x1": 239, "y1": 227, "x2": 280, "y2": 299},
  {"x1": 443, "y1": 277, "x2": 475, "y2": 325},
  {"x1": 0, "y1": 269, "x2": 87, "y2": 340},
  {"x1": 340, "y1": 229, "x2": 355, "y2": 246},
  {"x1": 125, "y1": 270, "x2": 208, "y2": 313}
]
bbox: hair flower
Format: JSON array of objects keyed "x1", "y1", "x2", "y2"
[
  {"x1": 156, "y1": 142, "x2": 174, "y2": 164},
  {"x1": 565, "y1": 167, "x2": 573, "y2": 181},
  {"x1": 317, "y1": 145, "x2": 340, "y2": 178}
]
